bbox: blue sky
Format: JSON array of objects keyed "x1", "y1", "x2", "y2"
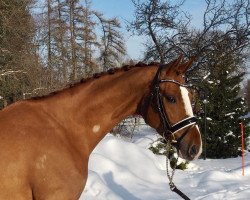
[{"x1": 91, "y1": 0, "x2": 206, "y2": 60}]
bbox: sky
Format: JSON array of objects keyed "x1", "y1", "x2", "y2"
[
  {"x1": 91, "y1": 0, "x2": 206, "y2": 60},
  {"x1": 91, "y1": 0, "x2": 249, "y2": 79}
]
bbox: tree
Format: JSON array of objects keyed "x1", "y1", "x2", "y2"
[
  {"x1": 65, "y1": 0, "x2": 100, "y2": 80},
  {"x1": 130, "y1": 0, "x2": 250, "y2": 72},
  {"x1": 0, "y1": 0, "x2": 33, "y2": 68},
  {"x1": 130, "y1": 0, "x2": 250, "y2": 158},
  {"x1": 47, "y1": 0, "x2": 53, "y2": 84},
  {"x1": 36, "y1": 0, "x2": 99, "y2": 83},
  {"x1": 0, "y1": 0, "x2": 127, "y2": 110},
  {"x1": 176, "y1": 0, "x2": 250, "y2": 77},
  {"x1": 54, "y1": 0, "x2": 69, "y2": 83},
  {"x1": 68, "y1": 0, "x2": 78, "y2": 81},
  {"x1": 0, "y1": 0, "x2": 44, "y2": 109},
  {"x1": 247, "y1": 80, "x2": 250, "y2": 111},
  {"x1": 197, "y1": 33, "x2": 250, "y2": 158},
  {"x1": 199, "y1": 71, "x2": 249, "y2": 158},
  {"x1": 95, "y1": 12, "x2": 126, "y2": 70},
  {"x1": 34, "y1": 0, "x2": 69, "y2": 87},
  {"x1": 129, "y1": 0, "x2": 188, "y2": 63},
  {"x1": 80, "y1": 0, "x2": 99, "y2": 76}
]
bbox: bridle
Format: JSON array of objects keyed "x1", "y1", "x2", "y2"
[
  {"x1": 145, "y1": 64, "x2": 198, "y2": 145},
  {"x1": 141, "y1": 64, "x2": 198, "y2": 200}
]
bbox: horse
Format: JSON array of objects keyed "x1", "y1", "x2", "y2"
[{"x1": 0, "y1": 56, "x2": 202, "y2": 199}]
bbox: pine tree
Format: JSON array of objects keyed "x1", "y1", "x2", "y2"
[
  {"x1": 247, "y1": 80, "x2": 250, "y2": 112},
  {"x1": 95, "y1": 12, "x2": 126, "y2": 70},
  {"x1": 197, "y1": 35, "x2": 249, "y2": 158},
  {"x1": 200, "y1": 72, "x2": 248, "y2": 158}
]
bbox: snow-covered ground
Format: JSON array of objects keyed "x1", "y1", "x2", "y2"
[{"x1": 80, "y1": 126, "x2": 250, "y2": 200}]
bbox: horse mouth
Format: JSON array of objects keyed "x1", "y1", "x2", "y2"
[
  {"x1": 173, "y1": 125, "x2": 202, "y2": 161},
  {"x1": 157, "y1": 125, "x2": 202, "y2": 161}
]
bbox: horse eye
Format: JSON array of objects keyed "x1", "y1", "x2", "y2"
[{"x1": 165, "y1": 95, "x2": 176, "y2": 104}]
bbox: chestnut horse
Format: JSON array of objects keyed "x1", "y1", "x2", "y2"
[{"x1": 0, "y1": 56, "x2": 202, "y2": 199}]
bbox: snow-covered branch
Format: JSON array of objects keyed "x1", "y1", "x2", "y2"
[
  {"x1": 23, "y1": 87, "x2": 47, "y2": 99},
  {"x1": 0, "y1": 70, "x2": 28, "y2": 77}
]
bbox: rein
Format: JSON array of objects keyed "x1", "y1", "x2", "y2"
[
  {"x1": 166, "y1": 137, "x2": 191, "y2": 200},
  {"x1": 144, "y1": 64, "x2": 197, "y2": 200},
  {"x1": 165, "y1": 140, "x2": 178, "y2": 191}
]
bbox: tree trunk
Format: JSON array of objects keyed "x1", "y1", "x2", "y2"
[
  {"x1": 47, "y1": 0, "x2": 53, "y2": 85},
  {"x1": 69, "y1": 0, "x2": 77, "y2": 81},
  {"x1": 57, "y1": 0, "x2": 68, "y2": 83}
]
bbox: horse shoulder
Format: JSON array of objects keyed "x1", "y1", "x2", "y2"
[{"x1": 0, "y1": 101, "x2": 88, "y2": 199}]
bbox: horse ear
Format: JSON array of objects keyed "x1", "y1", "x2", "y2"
[
  {"x1": 163, "y1": 54, "x2": 183, "y2": 74},
  {"x1": 166, "y1": 54, "x2": 183, "y2": 72},
  {"x1": 173, "y1": 54, "x2": 183, "y2": 67},
  {"x1": 176, "y1": 56, "x2": 195, "y2": 74}
]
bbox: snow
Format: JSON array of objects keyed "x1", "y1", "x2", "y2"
[
  {"x1": 226, "y1": 131, "x2": 236, "y2": 137},
  {"x1": 80, "y1": 126, "x2": 250, "y2": 200},
  {"x1": 203, "y1": 72, "x2": 210, "y2": 80},
  {"x1": 206, "y1": 117, "x2": 212, "y2": 121},
  {"x1": 0, "y1": 70, "x2": 27, "y2": 76},
  {"x1": 225, "y1": 112, "x2": 236, "y2": 116}
]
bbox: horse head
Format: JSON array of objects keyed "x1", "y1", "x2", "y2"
[{"x1": 141, "y1": 55, "x2": 202, "y2": 161}]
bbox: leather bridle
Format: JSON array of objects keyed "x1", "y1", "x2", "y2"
[
  {"x1": 143, "y1": 64, "x2": 198, "y2": 145},
  {"x1": 139, "y1": 64, "x2": 198, "y2": 200}
]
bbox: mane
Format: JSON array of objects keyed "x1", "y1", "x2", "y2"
[{"x1": 31, "y1": 62, "x2": 160, "y2": 100}]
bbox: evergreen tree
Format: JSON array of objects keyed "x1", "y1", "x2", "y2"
[
  {"x1": 0, "y1": 0, "x2": 43, "y2": 108},
  {"x1": 95, "y1": 12, "x2": 126, "y2": 70},
  {"x1": 199, "y1": 72, "x2": 249, "y2": 158},
  {"x1": 247, "y1": 80, "x2": 250, "y2": 111},
  {"x1": 197, "y1": 34, "x2": 249, "y2": 158}
]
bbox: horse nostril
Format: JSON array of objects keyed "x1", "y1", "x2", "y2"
[{"x1": 189, "y1": 145, "x2": 197, "y2": 158}]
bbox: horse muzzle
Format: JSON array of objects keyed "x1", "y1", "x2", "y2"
[{"x1": 174, "y1": 125, "x2": 202, "y2": 161}]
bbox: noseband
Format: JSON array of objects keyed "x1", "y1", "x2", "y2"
[{"x1": 144, "y1": 64, "x2": 197, "y2": 145}]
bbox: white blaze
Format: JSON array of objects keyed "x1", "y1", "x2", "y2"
[
  {"x1": 180, "y1": 86, "x2": 194, "y2": 117},
  {"x1": 195, "y1": 125, "x2": 203, "y2": 158},
  {"x1": 180, "y1": 87, "x2": 202, "y2": 159}
]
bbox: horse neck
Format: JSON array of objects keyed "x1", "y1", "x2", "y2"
[{"x1": 43, "y1": 66, "x2": 157, "y2": 154}]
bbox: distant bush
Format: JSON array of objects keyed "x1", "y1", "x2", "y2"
[
  {"x1": 111, "y1": 116, "x2": 142, "y2": 139},
  {"x1": 149, "y1": 138, "x2": 189, "y2": 170}
]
